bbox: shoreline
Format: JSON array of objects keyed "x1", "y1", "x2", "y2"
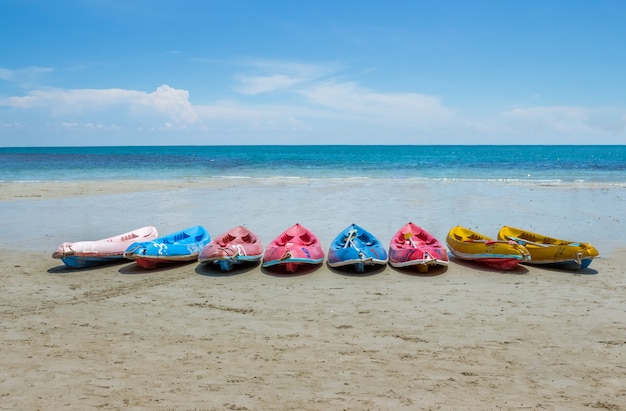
[
  {"x1": 1, "y1": 179, "x2": 623, "y2": 256},
  {"x1": 2, "y1": 178, "x2": 626, "y2": 201}
]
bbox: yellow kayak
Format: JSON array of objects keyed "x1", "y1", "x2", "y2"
[
  {"x1": 446, "y1": 226, "x2": 531, "y2": 270},
  {"x1": 497, "y1": 226, "x2": 599, "y2": 270}
]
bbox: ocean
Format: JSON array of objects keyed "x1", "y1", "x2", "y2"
[{"x1": 1, "y1": 145, "x2": 625, "y2": 184}]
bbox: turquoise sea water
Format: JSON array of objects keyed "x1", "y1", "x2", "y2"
[{"x1": 1, "y1": 145, "x2": 625, "y2": 183}]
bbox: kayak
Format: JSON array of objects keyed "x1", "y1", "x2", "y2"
[
  {"x1": 388, "y1": 222, "x2": 448, "y2": 272},
  {"x1": 328, "y1": 224, "x2": 388, "y2": 272},
  {"x1": 198, "y1": 225, "x2": 263, "y2": 271},
  {"x1": 497, "y1": 226, "x2": 599, "y2": 270},
  {"x1": 262, "y1": 223, "x2": 325, "y2": 273},
  {"x1": 446, "y1": 225, "x2": 531, "y2": 270},
  {"x1": 124, "y1": 225, "x2": 211, "y2": 269},
  {"x1": 52, "y1": 226, "x2": 159, "y2": 268}
]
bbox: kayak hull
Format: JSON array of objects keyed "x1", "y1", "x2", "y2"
[
  {"x1": 328, "y1": 224, "x2": 388, "y2": 272},
  {"x1": 446, "y1": 226, "x2": 531, "y2": 270},
  {"x1": 52, "y1": 226, "x2": 159, "y2": 268},
  {"x1": 198, "y1": 226, "x2": 263, "y2": 271},
  {"x1": 263, "y1": 223, "x2": 325, "y2": 273},
  {"x1": 389, "y1": 222, "x2": 448, "y2": 272},
  {"x1": 498, "y1": 226, "x2": 599, "y2": 270},
  {"x1": 124, "y1": 226, "x2": 211, "y2": 270}
]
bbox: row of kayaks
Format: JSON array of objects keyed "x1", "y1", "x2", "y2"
[{"x1": 52, "y1": 223, "x2": 599, "y2": 272}]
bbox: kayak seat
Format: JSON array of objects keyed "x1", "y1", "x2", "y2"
[
  {"x1": 357, "y1": 233, "x2": 373, "y2": 245},
  {"x1": 165, "y1": 232, "x2": 190, "y2": 244},
  {"x1": 277, "y1": 234, "x2": 293, "y2": 246},
  {"x1": 300, "y1": 232, "x2": 314, "y2": 245},
  {"x1": 119, "y1": 233, "x2": 139, "y2": 242},
  {"x1": 218, "y1": 234, "x2": 237, "y2": 246},
  {"x1": 357, "y1": 233, "x2": 369, "y2": 242}
]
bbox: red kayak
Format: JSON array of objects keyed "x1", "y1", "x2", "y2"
[
  {"x1": 389, "y1": 222, "x2": 449, "y2": 272},
  {"x1": 198, "y1": 225, "x2": 263, "y2": 271},
  {"x1": 262, "y1": 223, "x2": 325, "y2": 273}
]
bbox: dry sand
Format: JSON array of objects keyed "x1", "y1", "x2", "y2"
[{"x1": 1, "y1": 181, "x2": 625, "y2": 410}]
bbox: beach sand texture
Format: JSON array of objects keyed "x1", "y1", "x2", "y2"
[{"x1": 1, "y1": 180, "x2": 625, "y2": 410}]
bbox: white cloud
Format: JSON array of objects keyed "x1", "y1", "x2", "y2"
[
  {"x1": 502, "y1": 106, "x2": 626, "y2": 136},
  {"x1": 2, "y1": 88, "x2": 135, "y2": 110},
  {"x1": 60, "y1": 121, "x2": 121, "y2": 131},
  {"x1": 1, "y1": 84, "x2": 198, "y2": 128},
  {"x1": 147, "y1": 85, "x2": 198, "y2": 123}
]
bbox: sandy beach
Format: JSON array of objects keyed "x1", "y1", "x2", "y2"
[{"x1": 1, "y1": 180, "x2": 625, "y2": 410}]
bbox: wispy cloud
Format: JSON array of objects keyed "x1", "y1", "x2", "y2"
[
  {"x1": 230, "y1": 60, "x2": 459, "y2": 132},
  {"x1": 502, "y1": 106, "x2": 626, "y2": 135},
  {"x1": 234, "y1": 74, "x2": 303, "y2": 95},
  {"x1": 0, "y1": 66, "x2": 54, "y2": 88},
  {"x1": 232, "y1": 60, "x2": 340, "y2": 95},
  {"x1": 0, "y1": 68, "x2": 12, "y2": 81},
  {"x1": 299, "y1": 81, "x2": 455, "y2": 126}
]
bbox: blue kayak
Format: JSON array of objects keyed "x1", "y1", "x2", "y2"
[
  {"x1": 124, "y1": 225, "x2": 211, "y2": 269},
  {"x1": 328, "y1": 224, "x2": 388, "y2": 272}
]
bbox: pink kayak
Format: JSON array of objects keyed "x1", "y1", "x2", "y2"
[
  {"x1": 262, "y1": 223, "x2": 325, "y2": 273},
  {"x1": 52, "y1": 226, "x2": 159, "y2": 268},
  {"x1": 389, "y1": 222, "x2": 448, "y2": 272},
  {"x1": 198, "y1": 225, "x2": 264, "y2": 271}
]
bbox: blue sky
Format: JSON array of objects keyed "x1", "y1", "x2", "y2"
[{"x1": 1, "y1": 0, "x2": 625, "y2": 146}]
